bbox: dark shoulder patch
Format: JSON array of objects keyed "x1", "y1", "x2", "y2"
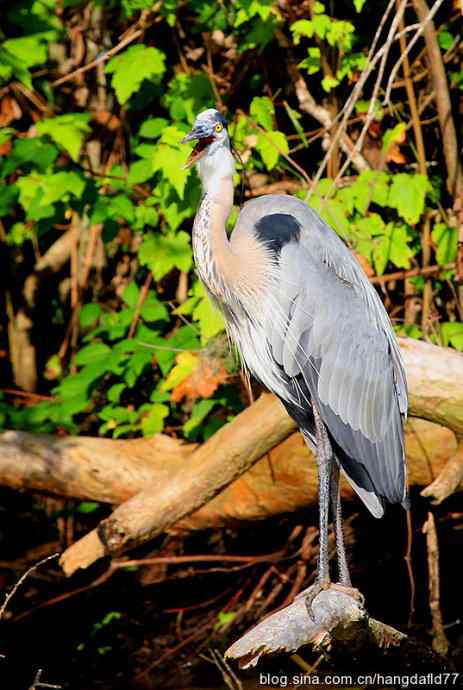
[{"x1": 254, "y1": 213, "x2": 301, "y2": 257}]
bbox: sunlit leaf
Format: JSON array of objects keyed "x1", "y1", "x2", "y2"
[
  {"x1": 37, "y1": 114, "x2": 91, "y2": 162},
  {"x1": 139, "y1": 231, "x2": 192, "y2": 280},
  {"x1": 388, "y1": 174, "x2": 429, "y2": 225},
  {"x1": 105, "y1": 45, "x2": 166, "y2": 104},
  {"x1": 250, "y1": 96, "x2": 274, "y2": 130}
]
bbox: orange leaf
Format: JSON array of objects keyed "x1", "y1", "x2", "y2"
[
  {"x1": 0, "y1": 95, "x2": 22, "y2": 127},
  {"x1": 171, "y1": 354, "x2": 228, "y2": 402}
]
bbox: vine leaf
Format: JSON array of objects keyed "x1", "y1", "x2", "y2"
[{"x1": 105, "y1": 45, "x2": 166, "y2": 104}]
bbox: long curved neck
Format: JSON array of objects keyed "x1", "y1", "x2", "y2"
[{"x1": 192, "y1": 155, "x2": 235, "y2": 298}]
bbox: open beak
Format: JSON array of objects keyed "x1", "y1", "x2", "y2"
[{"x1": 182, "y1": 126, "x2": 214, "y2": 168}]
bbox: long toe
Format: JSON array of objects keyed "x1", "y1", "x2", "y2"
[{"x1": 330, "y1": 582, "x2": 365, "y2": 606}]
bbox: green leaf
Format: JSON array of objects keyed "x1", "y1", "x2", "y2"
[
  {"x1": 321, "y1": 75, "x2": 339, "y2": 92},
  {"x1": 388, "y1": 225, "x2": 414, "y2": 269},
  {"x1": 214, "y1": 610, "x2": 237, "y2": 630},
  {"x1": 0, "y1": 127, "x2": 14, "y2": 148},
  {"x1": 382, "y1": 122, "x2": 406, "y2": 154},
  {"x1": 140, "y1": 295, "x2": 168, "y2": 322},
  {"x1": 139, "y1": 117, "x2": 169, "y2": 138},
  {"x1": 256, "y1": 130, "x2": 288, "y2": 170},
  {"x1": 105, "y1": 45, "x2": 166, "y2": 104},
  {"x1": 37, "y1": 114, "x2": 91, "y2": 162},
  {"x1": 388, "y1": 174, "x2": 429, "y2": 225},
  {"x1": 153, "y1": 145, "x2": 189, "y2": 198},
  {"x1": 438, "y1": 30, "x2": 454, "y2": 51},
  {"x1": 0, "y1": 186, "x2": 19, "y2": 216},
  {"x1": 122, "y1": 282, "x2": 140, "y2": 308},
  {"x1": 183, "y1": 399, "x2": 217, "y2": 437},
  {"x1": 109, "y1": 194, "x2": 135, "y2": 222},
  {"x1": 432, "y1": 223, "x2": 457, "y2": 264},
  {"x1": 350, "y1": 170, "x2": 390, "y2": 212},
  {"x1": 40, "y1": 171, "x2": 86, "y2": 205},
  {"x1": 250, "y1": 96, "x2": 274, "y2": 130},
  {"x1": 6, "y1": 222, "x2": 33, "y2": 246},
  {"x1": 441, "y1": 322, "x2": 463, "y2": 351},
  {"x1": 77, "y1": 501, "x2": 100, "y2": 514},
  {"x1": 283, "y1": 102, "x2": 308, "y2": 147},
  {"x1": 139, "y1": 231, "x2": 192, "y2": 280},
  {"x1": 80, "y1": 303, "x2": 101, "y2": 329},
  {"x1": 299, "y1": 47, "x2": 321, "y2": 75},
  {"x1": 353, "y1": 0, "x2": 367, "y2": 11},
  {"x1": 128, "y1": 159, "x2": 153, "y2": 185},
  {"x1": 0, "y1": 46, "x2": 32, "y2": 88},
  {"x1": 133, "y1": 204, "x2": 159, "y2": 230},
  {"x1": 7, "y1": 137, "x2": 58, "y2": 173},
  {"x1": 161, "y1": 351, "x2": 198, "y2": 392},
  {"x1": 372, "y1": 223, "x2": 413, "y2": 275},
  {"x1": 4, "y1": 33, "x2": 49, "y2": 68},
  {"x1": 193, "y1": 295, "x2": 225, "y2": 345},
  {"x1": 355, "y1": 213, "x2": 385, "y2": 238},
  {"x1": 141, "y1": 403, "x2": 169, "y2": 436},
  {"x1": 107, "y1": 383, "x2": 126, "y2": 404},
  {"x1": 290, "y1": 19, "x2": 314, "y2": 44},
  {"x1": 74, "y1": 343, "x2": 111, "y2": 366}
]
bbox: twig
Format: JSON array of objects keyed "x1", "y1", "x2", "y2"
[
  {"x1": 13, "y1": 567, "x2": 115, "y2": 623},
  {"x1": 404, "y1": 510, "x2": 416, "y2": 627},
  {"x1": 111, "y1": 550, "x2": 287, "y2": 568},
  {"x1": 329, "y1": 0, "x2": 408, "y2": 190},
  {"x1": 29, "y1": 669, "x2": 62, "y2": 690},
  {"x1": 421, "y1": 440, "x2": 463, "y2": 505},
  {"x1": 80, "y1": 224, "x2": 101, "y2": 289},
  {"x1": 0, "y1": 388, "x2": 54, "y2": 402},
  {"x1": 251, "y1": 122, "x2": 312, "y2": 188},
  {"x1": 422, "y1": 512, "x2": 449, "y2": 656},
  {"x1": 369, "y1": 262, "x2": 455, "y2": 285},
  {"x1": 0, "y1": 553, "x2": 59, "y2": 621},
  {"x1": 50, "y1": 6, "x2": 161, "y2": 88},
  {"x1": 384, "y1": 0, "x2": 448, "y2": 107},
  {"x1": 128, "y1": 273, "x2": 152, "y2": 339},
  {"x1": 136, "y1": 619, "x2": 213, "y2": 679},
  {"x1": 246, "y1": 180, "x2": 302, "y2": 197}
]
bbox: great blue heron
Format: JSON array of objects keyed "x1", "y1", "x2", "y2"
[{"x1": 182, "y1": 108, "x2": 408, "y2": 599}]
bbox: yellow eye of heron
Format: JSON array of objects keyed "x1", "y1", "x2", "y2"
[{"x1": 215, "y1": 122, "x2": 223, "y2": 133}]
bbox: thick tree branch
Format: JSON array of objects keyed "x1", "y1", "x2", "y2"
[{"x1": 0, "y1": 419, "x2": 457, "y2": 530}]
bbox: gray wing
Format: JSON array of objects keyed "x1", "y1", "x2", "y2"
[{"x1": 244, "y1": 195, "x2": 408, "y2": 517}]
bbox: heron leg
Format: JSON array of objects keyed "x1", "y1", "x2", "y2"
[
  {"x1": 330, "y1": 461, "x2": 351, "y2": 586},
  {"x1": 313, "y1": 404, "x2": 332, "y2": 585}
]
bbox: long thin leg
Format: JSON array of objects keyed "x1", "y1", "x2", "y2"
[
  {"x1": 330, "y1": 462, "x2": 351, "y2": 586},
  {"x1": 313, "y1": 405, "x2": 332, "y2": 584}
]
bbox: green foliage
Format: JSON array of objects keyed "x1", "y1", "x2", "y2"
[
  {"x1": 139, "y1": 231, "x2": 192, "y2": 280},
  {"x1": 37, "y1": 114, "x2": 91, "y2": 162},
  {"x1": 0, "y1": 0, "x2": 460, "y2": 450},
  {"x1": 441, "y1": 323, "x2": 463, "y2": 352},
  {"x1": 105, "y1": 45, "x2": 166, "y2": 104},
  {"x1": 309, "y1": 170, "x2": 428, "y2": 275}
]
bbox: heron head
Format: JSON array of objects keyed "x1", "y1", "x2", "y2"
[{"x1": 182, "y1": 108, "x2": 230, "y2": 169}]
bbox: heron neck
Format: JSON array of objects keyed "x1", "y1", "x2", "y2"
[{"x1": 192, "y1": 175, "x2": 235, "y2": 296}]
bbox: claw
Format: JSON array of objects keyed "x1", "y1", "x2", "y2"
[{"x1": 305, "y1": 581, "x2": 365, "y2": 621}]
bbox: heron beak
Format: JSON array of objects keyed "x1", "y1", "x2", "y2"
[{"x1": 182, "y1": 127, "x2": 214, "y2": 169}]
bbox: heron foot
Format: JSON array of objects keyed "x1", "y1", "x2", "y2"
[
  {"x1": 328, "y1": 582, "x2": 365, "y2": 606},
  {"x1": 305, "y1": 581, "x2": 365, "y2": 621}
]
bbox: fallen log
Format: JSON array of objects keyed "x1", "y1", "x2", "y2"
[{"x1": 0, "y1": 419, "x2": 457, "y2": 530}]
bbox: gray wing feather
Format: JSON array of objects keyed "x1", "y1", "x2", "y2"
[{"x1": 241, "y1": 195, "x2": 408, "y2": 513}]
